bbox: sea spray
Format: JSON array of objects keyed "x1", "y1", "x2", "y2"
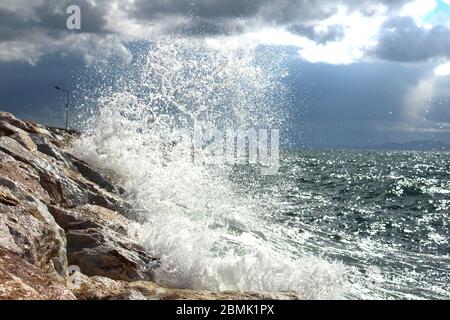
[{"x1": 71, "y1": 37, "x2": 347, "y2": 299}]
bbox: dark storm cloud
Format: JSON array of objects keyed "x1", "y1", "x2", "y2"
[
  {"x1": 21, "y1": 0, "x2": 109, "y2": 35},
  {"x1": 34, "y1": 0, "x2": 109, "y2": 34},
  {"x1": 0, "y1": 0, "x2": 417, "y2": 65},
  {"x1": 373, "y1": 16, "x2": 450, "y2": 62},
  {"x1": 131, "y1": 0, "x2": 410, "y2": 24},
  {"x1": 128, "y1": 0, "x2": 338, "y2": 37},
  {"x1": 129, "y1": 0, "x2": 412, "y2": 36},
  {"x1": 0, "y1": 0, "x2": 125, "y2": 64},
  {"x1": 0, "y1": 0, "x2": 109, "y2": 44},
  {"x1": 131, "y1": 0, "x2": 264, "y2": 20},
  {"x1": 0, "y1": 0, "x2": 109, "y2": 54},
  {"x1": 0, "y1": 8, "x2": 31, "y2": 41},
  {"x1": 288, "y1": 60, "x2": 440, "y2": 146},
  {"x1": 0, "y1": 0, "x2": 422, "y2": 51},
  {"x1": 171, "y1": 18, "x2": 247, "y2": 37}
]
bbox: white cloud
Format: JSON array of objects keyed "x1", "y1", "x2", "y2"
[
  {"x1": 0, "y1": 40, "x2": 43, "y2": 65},
  {"x1": 298, "y1": 6, "x2": 387, "y2": 64},
  {"x1": 239, "y1": 6, "x2": 388, "y2": 65},
  {"x1": 0, "y1": 30, "x2": 132, "y2": 66},
  {"x1": 400, "y1": 0, "x2": 437, "y2": 25},
  {"x1": 434, "y1": 62, "x2": 450, "y2": 76}
]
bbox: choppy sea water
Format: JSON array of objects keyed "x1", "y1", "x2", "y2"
[{"x1": 230, "y1": 150, "x2": 450, "y2": 299}]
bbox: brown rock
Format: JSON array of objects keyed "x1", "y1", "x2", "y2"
[
  {"x1": 0, "y1": 200, "x2": 68, "y2": 278},
  {"x1": 66, "y1": 227, "x2": 157, "y2": 282},
  {"x1": 47, "y1": 202, "x2": 157, "y2": 282},
  {"x1": 72, "y1": 275, "x2": 300, "y2": 300},
  {"x1": 0, "y1": 120, "x2": 38, "y2": 153},
  {"x1": 0, "y1": 151, "x2": 52, "y2": 203},
  {"x1": 38, "y1": 168, "x2": 86, "y2": 208},
  {"x1": 0, "y1": 136, "x2": 36, "y2": 164},
  {"x1": 0, "y1": 249, "x2": 76, "y2": 300},
  {"x1": 66, "y1": 153, "x2": 120, "y2": 194},
  {"x1": 0, "y1": 112, "x2": 34, "y2": 133},
  {"x1": 46, "y1": 204, "x2": 157, "y2": 282},
  {"x1": 48, "y1": 204, "x2": 129, "y2": 235},
  {"x1": 0, "y1": 185, "x2": 19, "y2": 206},
  {"x1": 12, "y1": 131, "x2": 38, "y2": 153}
]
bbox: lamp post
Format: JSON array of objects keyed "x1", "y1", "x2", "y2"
[{"x1": 54, "y1": 86, "x2": 70, "y2": 130}]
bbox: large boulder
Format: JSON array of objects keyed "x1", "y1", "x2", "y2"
[
  {"x1": 0, "y1": 198, "x2": 68, "y2": 278},
  {"x1": 0, "y1": 135, "x2": 130, "y2": 213},
  {"x1": 48, "y1": 204, "x2": 129, "y2": 234},
  {"x1": 66, "y1": 153, "x2": 121, "y2": 194},
  {"x1": 0, "y1": 151, "x2": 52, "y2": 204},
  {"x1": 0, "y1": 249, "x2": 76, "y2": 300},
  {"x1": 48, "y1": 205, "x2": 157, "y2": 282},
  {"x1": 30, "y1": 134, "x2": 72, "y2": 166},
  {"x1": 0, "y1": 136, "x2": 37, "y2": 165},
  {"x1": 0, "y1": 112, "x2": 35, "y2": 133}
]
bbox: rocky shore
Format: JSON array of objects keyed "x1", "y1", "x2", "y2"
[{"x1": 0, "y1": 112, "x2": 299, "y2": 300}]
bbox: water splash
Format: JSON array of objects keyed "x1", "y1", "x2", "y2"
[{"x1": 71, "y1": 37, "x2": 347, "y2": 299}]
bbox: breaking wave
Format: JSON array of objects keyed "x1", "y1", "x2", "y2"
[{"x1": 71, "y1": 37, "x2": 347, "y2": 299}]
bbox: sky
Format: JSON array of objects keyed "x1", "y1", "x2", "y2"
[{"x1": 0, "y1": 0, "x2": 450, "y2": 147}]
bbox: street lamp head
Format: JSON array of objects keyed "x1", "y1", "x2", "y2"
[{"x1": 54, "y1": 86, "x2": 69, "y2": 93}]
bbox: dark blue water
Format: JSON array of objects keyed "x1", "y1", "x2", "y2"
[{"x1": 234, "y1": 150, "x2": 450, "y2": 299}]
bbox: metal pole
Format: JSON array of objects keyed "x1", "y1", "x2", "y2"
[
  {"x1": 55, "y1": 86, "x2": 70, "y2": 130},
  {"x1": 66, "y1": 90, "x2": 69, "y2": 130}
]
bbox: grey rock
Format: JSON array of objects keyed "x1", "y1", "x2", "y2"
[
  {"x1": 37, "y1": 168, "x2": 87, "y2": 208},
  {"x1": 48, "y1": 204, "x2": 128, "y2": 235},
  {"x1": 0, "y1": 200, "x2": 68, "y2": 278},
  {"x1": 30, "y1": 134, "x2": 71, "y2": 165},
  {"x1": 66, "y1": 228, "x2": 157, "y2": 282},
  {"x1": 0, "y1": 136, "x2": 36, "y2": 164},
  {"x1": 107, "y1": 289, "x2": 147, "y2": 300},
  {"x1": 0, "y1": 112, "x2": 34, "y2": 133},
  {"x1": 47, "y1": 204, "x2": 158, "y2": 282},
  {"x1": 66, "y1": 153, "x2": 119, "y2": 193},
  {"x1": 0, "y1": 249, "x2": 76, "y2": 300}
]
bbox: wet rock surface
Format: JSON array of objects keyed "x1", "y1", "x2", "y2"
[
  {"x1": 0, "y1": 112, "x2": 158, "y2": 299},
  {"x1": 0, "y1": 248, "x2": 76, "y2": 300},
  {"x1": 0, "y1": 112, "x2": 299, "y2": 300}
]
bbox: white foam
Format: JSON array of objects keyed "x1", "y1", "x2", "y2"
[{"x1": 72, "y1": 38, "x2": 347, "y2": 299}]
